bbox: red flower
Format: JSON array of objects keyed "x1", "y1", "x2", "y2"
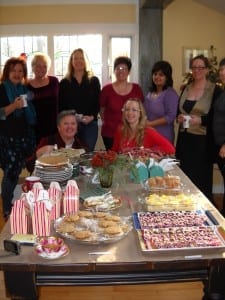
[{"x1": 91, "y1": 150, "x2": 118, "y2": 168}]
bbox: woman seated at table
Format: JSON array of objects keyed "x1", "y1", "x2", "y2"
[
  {"x1": 111, "y1": 98, "x2": 175, "y2": 155},
  {"x1": 27, "y1": 110, "x2": 89, "y2": 171}
]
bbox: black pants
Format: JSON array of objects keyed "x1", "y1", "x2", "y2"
[
  {"x1": 214, "y1": 148, "x2": 225, "y2": 213},
  {"x1": 176, "y1": 131, "x2": 213, "y2": 201},
  {"x1": 102, "y1": 136, "x2": 113, "y2": 151},
  {"x1": 203, "y1": 265, "x2": 225, "y2": 300}
]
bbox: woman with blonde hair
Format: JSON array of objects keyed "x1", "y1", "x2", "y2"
[
  {"x1": 59, "y1": 48, "x2": 100, "y2": 151},
  {"x1": 111, "y1": 98, "x2": 175, "y2": 155},
  {"x1": 28, "y1": 52, "x2": 59, "y2": 145}
]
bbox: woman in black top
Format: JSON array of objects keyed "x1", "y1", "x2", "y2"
[
  {"x1": 59, "y1": 48, "x2": 100, "y2": 151},
  {"x1": 0, "y1": 57, "x2": 36, "y2": 219},
  {"x1": 212, "y1": 58, "x2": 225, "y2": 215}
]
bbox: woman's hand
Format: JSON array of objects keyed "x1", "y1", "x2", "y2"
[
  {"x1": 177, "y1": 114, "x2": 185, "y2": 124},
  {"x1": 81, "y1": 115, "x2": 94, "y2": 125},
  {"x1": 36, "y1": 145, "x2": 55, "y2": 158},
  {"x1": 177, "y1": 114, "x2": 201, "y2": 126},
  {"x1": 189, "y1": 115, "x2": 201, "y2": 125},
  {"x1": 14, "y1": 97, "x2": 25, "y2": 110},
  {"x1": 3, "y1": 97, "x2": 25, "y2": 117},
  {"x1": 219, "y1": 144, "x2": 225, "y2": 158}
]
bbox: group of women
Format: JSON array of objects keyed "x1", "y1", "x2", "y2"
[{"x1": 0, "y1": 49, "x2": 225, "y2": 221}]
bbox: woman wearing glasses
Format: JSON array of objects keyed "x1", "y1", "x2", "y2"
[
  {"x1": 100, "y1": 56, "x2": 144, "y2": 150},
  {"x1": 176, "y1": 55, "x2": 221, "y2": 201},
  {"x1": 111, "y1": 98, "x2": 175, "y2": 155}
]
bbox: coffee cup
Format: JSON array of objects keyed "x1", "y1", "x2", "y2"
[
  {"x1": 22, "y1": 176, "x2": 40, "y2": 192},
  {"x1": 20, "y1": 94, "x2": 28, "y2": 107},
  {"x1": 183, "y1": 115, "x2": 191, "y2": 129}
]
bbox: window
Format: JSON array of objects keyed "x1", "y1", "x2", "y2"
[
  {"x1": 54, "y1": 34, "x2": 102, "y2": 82},
  {"x1": 108, "y1": 36, "x2": 131, "y2": 82},
  {"x1": 0, "y1": 36, "x2": 47, "y2": 77},
  {"x1": 0, "y1": 24, "x2": 137, "y2": 84}
]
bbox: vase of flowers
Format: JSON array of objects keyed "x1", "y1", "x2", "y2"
[
  {"x1": 98, "y1": 165, "x2": 114, "y2": 188},
  {"x1": 91, "y1": 150, "x2": 128, "y2": 188}
]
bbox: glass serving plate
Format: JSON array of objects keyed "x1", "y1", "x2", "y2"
[{"x1": 54, "y1": 213, "x2": 132, "y2": 245}]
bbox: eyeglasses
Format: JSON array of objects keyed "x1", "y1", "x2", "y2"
[
  {"x1": 191, "y1": 66, "x2": 206, "y2": 71},
  {"x1": 122, "y1": 108, "x2": 141, "y2": 113},
  {"x1": 115, "y1": 66, "x2": 128, "y2": 72}
]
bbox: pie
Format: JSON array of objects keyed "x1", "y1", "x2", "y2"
[{"x1": 37, "y1": 153, "x2": 68, "y2": 166}]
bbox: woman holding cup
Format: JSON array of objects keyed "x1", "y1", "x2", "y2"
[
  {"x1": 0, "y1": 57, "x2": 36, "y2": 220},
  {"x1": 176, "y1": 55, "x2": 221, "y2": 201}
]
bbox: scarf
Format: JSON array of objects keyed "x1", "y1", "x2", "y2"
[{"x1": 3, "y1": 80, "x2": 36, "y2": 125}]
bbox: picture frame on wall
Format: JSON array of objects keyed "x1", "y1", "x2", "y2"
[{"x1": 183, "y1": 47, "x2": 209, "y2": 74}]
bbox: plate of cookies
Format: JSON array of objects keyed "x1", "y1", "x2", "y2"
[{"x1": 54, "y1": 210, "x2": 132, "y2": 244}]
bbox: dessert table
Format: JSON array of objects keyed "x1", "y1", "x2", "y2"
[{"x1": 0, "y1": 167, "x2": 225, "y2": 300}]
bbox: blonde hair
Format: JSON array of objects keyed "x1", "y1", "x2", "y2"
[
  {"x1": 31, "y1": 52, "x2": 51, "y2": 72},
  {"x1": 121, "y1": 98, "x2": 147, "y2": 147},
  {"x1": 65, "y1": 48, "x2": 93, "y2": 81}
]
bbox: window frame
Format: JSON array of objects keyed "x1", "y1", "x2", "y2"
[{"x1": 0, "y1": 23, "x2": 139, "y2": 85}]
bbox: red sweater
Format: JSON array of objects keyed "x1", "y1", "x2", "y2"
[
  {"x1": 112, "y1": 126, "x2": 175, "y2": 155},
  {"x1": 100, "y1": 83, "x2": 144, "y2": 138}
]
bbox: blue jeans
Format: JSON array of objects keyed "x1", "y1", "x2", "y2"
[{"x1": 78, "y1": 120, "x2": 98, "y2": 151}]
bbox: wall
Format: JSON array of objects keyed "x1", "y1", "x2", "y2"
[
  {"x1": 163, "y1": 0, "x2": 225, "y2": 92},
  {"x1": 163, "y1": 0, "x2": 225, "y2": 193},
  {"x1": 0, "y1": 3, "x2": 136, "y2": 24},
  {"x1": 1, "y1": 0, "x2": 225, "y2": 92}
]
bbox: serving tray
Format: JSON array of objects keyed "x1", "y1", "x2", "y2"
[
  {"x1": 136, "y1": 226, "x2": 225, "y2": 251},
  {"x1": 133, "y1": 210, "x2": 225, "y2": 252}
]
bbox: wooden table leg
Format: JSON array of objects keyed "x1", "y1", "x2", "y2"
[{"x1": 4, "y1": 271, "x2": 38, "y2": 300}]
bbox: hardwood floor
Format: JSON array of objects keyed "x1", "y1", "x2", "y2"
[{"x1": 0, "y1": 174, "x2": 223, "y2": 300}]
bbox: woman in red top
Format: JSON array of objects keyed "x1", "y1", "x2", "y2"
[
  {"x1": 112, "y1": 98, "x2": 175, "y2": 155},
  {"x1": 100, "y1": 56, "x2": 144, "y2": 150}
]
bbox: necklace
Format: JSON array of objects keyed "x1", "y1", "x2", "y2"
[{"x1": 151, "y1": 91, "x2": 162, "y2": 99}]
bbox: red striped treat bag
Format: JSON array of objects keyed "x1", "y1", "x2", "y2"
[
  {"x1": 63, "y1": 179, "x2": 80, "y2": 214},
  {"x1": 10, "y1": 194, "x2": 32, "y2": 234},
  {"x1": 32, "y1": 182, "x2": 44, "y2": 201},
  {"x1": 32, "y1": 190, "x2": 52, "y2": 236},
  {"x1": 48, "y1": 181, "x2": 62, "y2": 220}
]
